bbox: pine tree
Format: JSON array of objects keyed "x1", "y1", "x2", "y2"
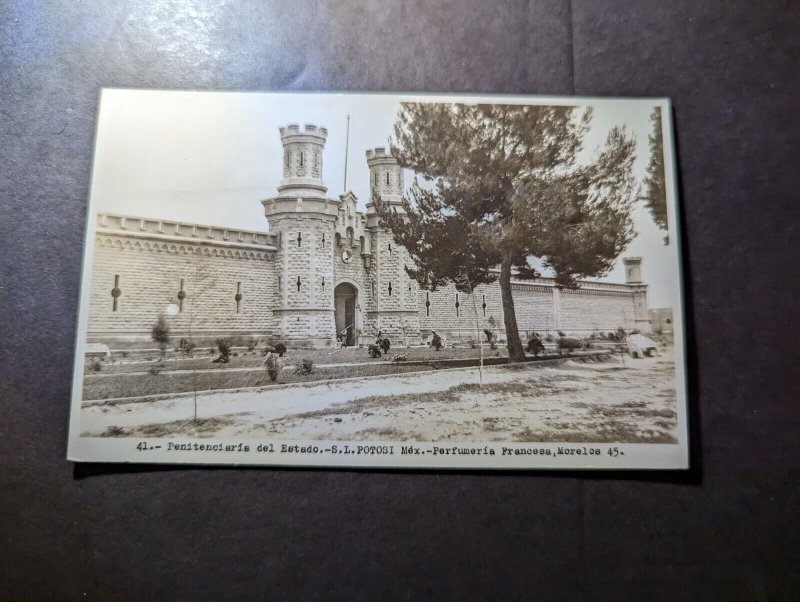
[
  {"x1": 376, "y1": 102, "x2": 638, "y2": 361},
  {"x1": 643, "y1": 107, "x2": 669, "y2": 242}
]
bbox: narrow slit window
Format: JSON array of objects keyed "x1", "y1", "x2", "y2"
[
  {"x1": 455, "y1": 294, "x2": 460, "y2": 317},
  {"x1": 234, "y1": 282, "x2": 243, "y2": 313},
  {"x1": 297, "y1": 232, "x2": 302, "y2": 247},
  {"x1": 385, "y1": 172, "x2": 391, "y2": 185},
  {"x1": 425, "y1": 292, "x2": 430, "y2": 316},
  {"x1": 299, "y1": 151, "x2": 305, "y2": 167},
  {"x1": 388, "y1": 282, "x2": 392, "y2": 296},
  {"x1": 111, "y1": 275, "x2": 121, "y2": 311},
  {"x1": 177, "y1": 278, "x2": 186, "y2": 312},
  {"x1": 296, "y1": 276, "x2": 301, "y2": 292}
]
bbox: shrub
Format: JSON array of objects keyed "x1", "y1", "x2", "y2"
[
  {"x1": 431, "y1": 333, "x2": 443, "y2": 351},
  {"x1": 468, "y1": 338, "x2": 477, "y2": 349},
  {"x1": 105, "y1": 425, "x2": 126, "y2": 436},
  {"x1": 179, "y1": 338, "x2": 196, "y2": 354},
  {"x1": 274, "y1": 342, "x2": 287, "y2": 357},
  {"x1": 121, "y1": 351, "x2": 129, "y2": 358},
  {"x1": 557, "y1": 337, "x2": 582, "y2": 355},
  {"x1": 526, "y1": 337, "x2": 545, "y2": 357},
  {"x1": 544, "y1": 333, "x2": 555, "y2": 343},
  {"x1": 151, "y1": 315, "x2": 171, "y2": 359},
  {"x1": 88, "y1": 359, "x2": 103, "y2": 372},
  {"x1": 264, "y1": 352, "x2": 282, "y2": 382},
  {"x1": 213, "y1": 338, "x2": 232, "y2": 363},
  {"x1": 247, "y1": 338, "x2": 258, "y2": 352},
  {"x1": 368, "y1": 344, "x2": 382, "y2": 358},
  {"x1": 379, "y1": 338, "x2": 391, "y2": 354},
  {"x1": 557, "y1": 330, "x2": 566, "y2": 338},
  {"x1": 294, "y1": 358, "x2": 315, "y2": 376}
]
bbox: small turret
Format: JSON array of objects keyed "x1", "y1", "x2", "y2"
[
  {"x1": 366, "y1": 147, "x2": 404, "y2": 203},
  {"x1": 365, "y1": 147, "x2": 405, "y2": 228},
  {"x1": 276, "y1": 123, "x2": 329, "y2": 199},
  {"x1": 623, "y1": 257, "x2": 643, "y2": 284}
]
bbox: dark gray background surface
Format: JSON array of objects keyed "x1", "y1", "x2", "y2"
[{"x1": 1, "y1": 1, "x2": 798, "y2": 599}]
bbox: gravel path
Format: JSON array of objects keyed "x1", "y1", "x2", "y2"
[{"x1": 81, "y1": 351, "x2": 679, "y2": 444}]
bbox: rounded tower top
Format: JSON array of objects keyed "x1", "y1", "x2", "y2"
[
  {"x1": 263, "y1": 123, "x2": 339, "y2": 223},
  {"x1": 365, "y1": 147, "x2": 406, "y2": 228},
  {"x1": 366, "y1": 147, "x2": 404, "y2": 203},
  {"x1": 277, "y1": 123, "x2": 328, "y2": 199}
]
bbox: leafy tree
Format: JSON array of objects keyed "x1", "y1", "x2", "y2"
[
  {"x1": 376, "y1": 102, "x2": 638, "y2": 361},
  {"x1": 643, "y1": 106, "x2": 668, "y2": 243}
]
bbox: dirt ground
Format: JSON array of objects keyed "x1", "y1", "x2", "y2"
[{"x1": 81, "y1": 350, "x2": 679, "y2": 444}]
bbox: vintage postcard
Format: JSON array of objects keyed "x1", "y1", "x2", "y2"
[{"x1": 68, "y1": 90, "x2": 688, "y2": 469}]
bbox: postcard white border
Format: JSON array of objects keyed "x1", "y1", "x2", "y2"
[{"x1": 67, "y1": 91, "x2": 689, "y2": 470}]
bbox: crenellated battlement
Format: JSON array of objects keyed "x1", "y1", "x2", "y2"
[
  {"x1": 365, "y1": 147, "x2": 390, "y2": 160},
  {"x1": 279, "y1": 123, "x2": 328, "y2": 141},
  {"x1": 95, "y1": 213, "x2": 279, "y2": 250}
]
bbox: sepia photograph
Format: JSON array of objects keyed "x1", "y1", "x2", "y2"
[{"x1": 67, "y1": 90, "x2": 688, "y2": 469}]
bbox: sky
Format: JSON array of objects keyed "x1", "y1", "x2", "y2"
[{"x1": 90, "y1": 90, "x2": 682, "y2": 309}]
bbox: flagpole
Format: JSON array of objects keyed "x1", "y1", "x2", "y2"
[{"x1": 343, "y1": 114, "x2": 350, "y2": 192}]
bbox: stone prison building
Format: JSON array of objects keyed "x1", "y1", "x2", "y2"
[{"x1": 87, "y1": 123, "x2": 651, "y2": 349}]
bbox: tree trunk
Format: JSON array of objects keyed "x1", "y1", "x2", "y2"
[{"x1": 499, "y1": 251, "x2": 526, "y2": 362}]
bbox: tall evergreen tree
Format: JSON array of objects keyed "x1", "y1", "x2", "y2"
[
  {"x1": 376, "y1": 103, "x2": 638, "y2": 361},
  {"x1": 643, "y1": 106, "x2": 669, "y2": 243}
]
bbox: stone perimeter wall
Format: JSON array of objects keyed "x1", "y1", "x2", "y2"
[
  {"x1": 415, "y1": 280, "x2": 644, "y2": 343},
  {"x1": 86, "y1": 220, "x2": 650, "y2": 348},
  {"x1": 87, "y1": 232, "x2": 278, "y2": 347}
]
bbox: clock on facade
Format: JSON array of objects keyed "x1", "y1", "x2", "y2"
[{"x1": 340, "y1": 249, "x2": 352, "y2": 264}]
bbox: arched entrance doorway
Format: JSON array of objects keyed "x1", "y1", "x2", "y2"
[{"x1": 334, "y1": 282, "x2": 358, "y2": 346}]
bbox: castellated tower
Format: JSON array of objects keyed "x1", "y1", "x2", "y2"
[
  {"x1": 623, "y1": 257, "x2": 651, "y2": 333},
  {"x1": 262, "y1": 124, "x2": 339, "y2": 346},
  {"x1": 364, "y1": 148, "x2": 422, "y2": 344}
]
